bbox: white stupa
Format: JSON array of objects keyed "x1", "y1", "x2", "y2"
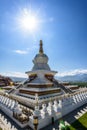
[{"x1": 8, "y1": 40, "x2": 78, "y2": 107}]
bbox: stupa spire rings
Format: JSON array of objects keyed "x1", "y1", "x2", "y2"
[{"x1": 39, "y1": 40, "x2": 43, "y2": 54}]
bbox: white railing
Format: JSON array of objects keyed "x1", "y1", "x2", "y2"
[{"x1": 0, "y1": 113, "x2": 17, "y2": 130}]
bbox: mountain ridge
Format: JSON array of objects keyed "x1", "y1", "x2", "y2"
[
  {"x1": 10, "y1": 76, "x2": 27, "y2": 82},
  {"x1": 56, "y1": 73, "x2": 87, "y2": 82},
  {"x1": 9, "y1": 74, "x2": 87, "y2": 82}
]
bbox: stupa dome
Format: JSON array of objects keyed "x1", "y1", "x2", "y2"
[
  {"x1": 33, "y1": 53, "x2": 48, "y2": 64},
  {"x1": 32, "y1": 40, "x2": 50, "y2": 71}
]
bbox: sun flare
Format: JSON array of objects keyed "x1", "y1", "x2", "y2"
[{"x1": 18, "y1": 9, "x2": 38, "y2": 32}]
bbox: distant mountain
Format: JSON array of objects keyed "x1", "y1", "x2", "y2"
[
  {"x1": 56, "y1": 74, "x2": 87, "y2": 82},
  {"x1": 10, "y1": 74, "x2": 87, "y2": 82},
  {"x1": 10, "y1": 77, "x2": 27, "y2": 82}
]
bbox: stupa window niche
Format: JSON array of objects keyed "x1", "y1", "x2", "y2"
[
  {"x1": 29, "y1": 74, "x2": 37, "y2": 81},
  {"x1": 45, "y1": 74, "x2": 53, "y2": 81}
]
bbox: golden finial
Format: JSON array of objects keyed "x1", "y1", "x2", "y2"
[{"x1": 39, "y1": 40, "x2": 43, "y2": 54}]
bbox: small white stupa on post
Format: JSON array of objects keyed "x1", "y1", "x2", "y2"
[
  {"x1": 13, "y1": 101, "x2": 22, "y2": 117},
  {"x1": 33, "y1": 94, "x2": 41, "y2": 118}
]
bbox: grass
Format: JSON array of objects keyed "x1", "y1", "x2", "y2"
[
  {"x1": 0, "y1": 88, "x2": 3, "y2": 90},
  {"x1": 69, "y1": 112, "x2": 87, "y2": 130},
  {"x1": 69, "y1": 82, "x2": 87, "y2": 87}
]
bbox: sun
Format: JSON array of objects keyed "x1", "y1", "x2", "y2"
[
  {"x1": 21, "y1": 15, "x2": 37, "y2": 30},
  {"x1": 18, "y1": 8, "x2": 38, "y2": 32}
]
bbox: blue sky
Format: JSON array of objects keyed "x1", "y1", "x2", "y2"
[{"x1": 0, "y1": 0, "x2": 87, "y2": 77}]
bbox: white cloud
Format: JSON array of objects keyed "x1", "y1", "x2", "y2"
[
  {"x1": 1, "y1": 69, "x2": 87, "y2": 78},
  {"x1": 13, "y1": 44, "x2": 38, "y2": 55},
  {"x1": 14, "y1": 50, "x2": 28, "y2": 54},
  {"x1": 56, "y1": 69, "x2": 87, "y2": 77},
  {"x1": 1, "y1": 71, "x2": 27, "y2": 78}
]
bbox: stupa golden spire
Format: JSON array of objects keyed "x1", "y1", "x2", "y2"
[{"x1": 39, "y1": 40, "x2": 43, "y2": 54}]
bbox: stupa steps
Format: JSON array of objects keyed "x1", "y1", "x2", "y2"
[
  {"x1": 8, "y1": 79, "x2": 31, "y2": 94},
  {"x1": 53, "y1": 79, "x2": 73, "y2": 94}
]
